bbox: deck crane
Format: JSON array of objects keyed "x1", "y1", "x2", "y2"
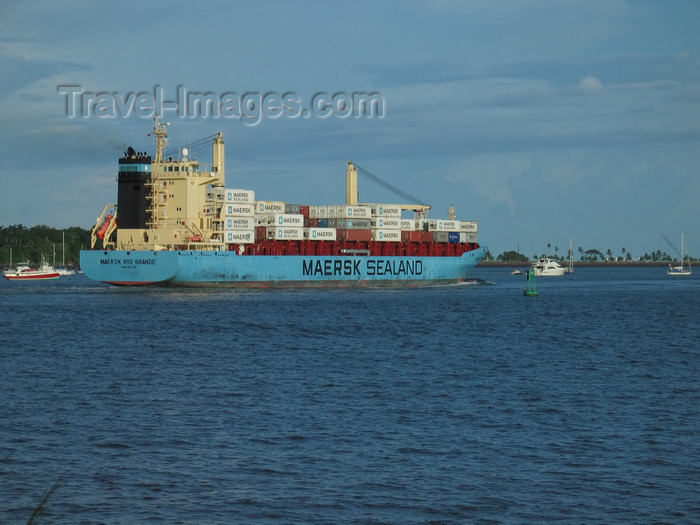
[{"x1": 345, "y1": 162, "x2": 431, "y2": 220}]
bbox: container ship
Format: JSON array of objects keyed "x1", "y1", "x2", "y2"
[{"x1": 79, "y1": 119, "x2": 485, "y2": 287}]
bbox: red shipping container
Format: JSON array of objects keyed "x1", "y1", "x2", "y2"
[
  {"x1": 402, "y1": 231, "x2": 424, "y2": 242},
  {"x1": 337, "y1": 229, "x2": 371, "y2": 242}
]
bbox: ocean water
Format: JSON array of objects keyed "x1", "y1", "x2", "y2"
[{"x1": 1, "y1": 267, "x2": 699, "y2": 524}]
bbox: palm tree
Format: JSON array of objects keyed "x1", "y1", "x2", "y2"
[{"x1": 585, "y1": 249, "x2": 605, "y2": 262}]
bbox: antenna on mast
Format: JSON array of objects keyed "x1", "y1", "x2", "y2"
[{"x1": 153, "y1": 116, "x2": 169, "y2": 163}]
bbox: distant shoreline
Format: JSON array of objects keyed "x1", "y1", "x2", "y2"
[{"x1": 478, "y1": 261, "x2": 675, "y2": 268}]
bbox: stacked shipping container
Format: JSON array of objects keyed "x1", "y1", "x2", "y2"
[
  {"x1": 222, "y1": 189, "x2": 255, "y2": 244},
  {"x1": 218, "y1": 189, "x2": 478, "y2": 252}
]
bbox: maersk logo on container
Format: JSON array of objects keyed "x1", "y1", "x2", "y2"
[
  {"x1": 225, "y1": 231, "x2": 254, "y2": 243},
  {"x1": 428, "y1": 220, "x2": 460, "y2": 232},
  {"x1": 258, "y1": 201, "x2": 285, "y2": 213},
  {"x1": 225, "y1": 189, "x2": 255, "y2": 203},
  {"x1": 225, "y1": 203, "x2": 255, "y2": 216},
  {"x1": 373, "y1": 229, "x2": 401, "y2": 242},
  {"x1": 459, "y1": 221, "x2": 478, "y2": 232},
  {"x1": 275, "y1": 214, "x2": 304, "y2": 226},
  {"x1": 226, "y1": 217, "x2": 255, "y2": 230},
  {"x1": 345, "y1": 205, "x2": 371, "y2": 218},
  {"x1": 371, "y1": 205, "x2": 402, "y2": 217},
  {"x1": 309, "y1": 228, "x2": 336, "y2": 240},
  {"x1": 270, "y1": 227, "x2": 304, "y2": 240},
  {"x1": 372, "y1": 217, "x2": 401, "y2": 229},
  {"x1": 440, "y1": 220, "x2": 460, "y2": 231}
]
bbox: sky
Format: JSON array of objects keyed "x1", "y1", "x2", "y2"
[{"x1": 1, "y1": 0, "x2": 698, "y2": 259}]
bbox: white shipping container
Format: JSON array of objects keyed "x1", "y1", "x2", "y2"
[
  {"x1": 427, "y1": 219, "x2": 460, "y2": 231},
  {"x1": 326, "y1": 204, "x2": 370, "y2": 218},
  {"x1": 401, "y1": 219, "x2": 415, "y2": 231},
  {"x1": 274, "y1": 213, "x2": 305, "y2": 227},
  {"x1": 309, "y1": 205, "x2": 329, "y2": 219},
  {"x1": 370, "y1": 204, "x2": 403, "y2": 217},
  {"x1": 224, "y1": 203, "x2": 255, "y2": 216},
  {"x1": 254, "y1": 214, "x2": 275, "y2": 226},
  {"x1": 225, "y1": 189, "x2": 255, "y2": 203},
  {"x1": 256, "y1": 200, "x2": 286, "y2": 213},
  {"x1": 306, "y1": 227, "x2": 337, "y2": 241},
  {"x1": 433, "y1": 232, "x2": 450, "y2": 243},
  {"x1": 371, "y1": 217, "x2": 402, "y2": 229},
  {"x1": 460, "y1": 221, "x2": 478, "y2": 233},
  {"x1": 225, "y1": 230, "x2": 255, "y2": 243},
  {"x1": 268, "y1": 226, "x2": 305, "y2": 240},
  {"x1": 335, "y1": 218, "x2": 372, "y2": 229},
  {"x1": 225, "y1": 216, "x2": 256, "y2": 230},
  {"x1": 372, "y1": 229, "x2": 402, "y2": 242},
  {"x1": 347, "y1": 205, "x2": 371, "y2": 218},
  {"x1": 463, "y1": 233, "x2": 478, "y2": 243}
]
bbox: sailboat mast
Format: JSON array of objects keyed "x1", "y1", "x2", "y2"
[
  {"x1": 566, "y1": 237, "x2": 574, "y2": 273},
  {"x1": 681, "y1": 233, "x2": 685, "y2": 266}
]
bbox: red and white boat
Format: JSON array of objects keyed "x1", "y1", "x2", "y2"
[{"x1": 3, "y1": 260, "x2": 60, "y2": 280}]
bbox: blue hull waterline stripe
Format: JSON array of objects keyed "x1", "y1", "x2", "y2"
[{"x1": 80, "y1": 248, "x2": 486, "y2": 288}]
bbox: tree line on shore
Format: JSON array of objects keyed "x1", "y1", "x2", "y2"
[
  {"x1": 1, "y1": 225, "x2": 91, "y2": 268},
  {"x1": 484, "y1": 244, "x2": 694, "y2": 264}
]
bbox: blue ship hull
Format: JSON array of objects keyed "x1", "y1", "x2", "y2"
[{"x1": 80, "y1": 248, "x2": 486, "y2": 288}]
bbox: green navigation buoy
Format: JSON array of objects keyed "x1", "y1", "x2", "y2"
[{"x1": 524, "y1": 269, "x2": 538, "y2": 296}]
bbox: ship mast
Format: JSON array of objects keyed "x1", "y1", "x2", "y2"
[
  {"x1": 147, "y1": 117, "x2": 169, "y2": 232},
  {"x1": 153, "y1": 117, "x2": 168, "y2": 164}
]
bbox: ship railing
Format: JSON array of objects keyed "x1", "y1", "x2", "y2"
[{"x1": 340, "y1": 248, "x2": 370, "y2": 256}]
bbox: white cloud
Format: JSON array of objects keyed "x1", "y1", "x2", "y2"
[
  {"x1": 443, "y1": 152, "x2": 534, "y2": 214},
  {"x1": 576, "y1": 75, "x2": 604, "y2": 93}
]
